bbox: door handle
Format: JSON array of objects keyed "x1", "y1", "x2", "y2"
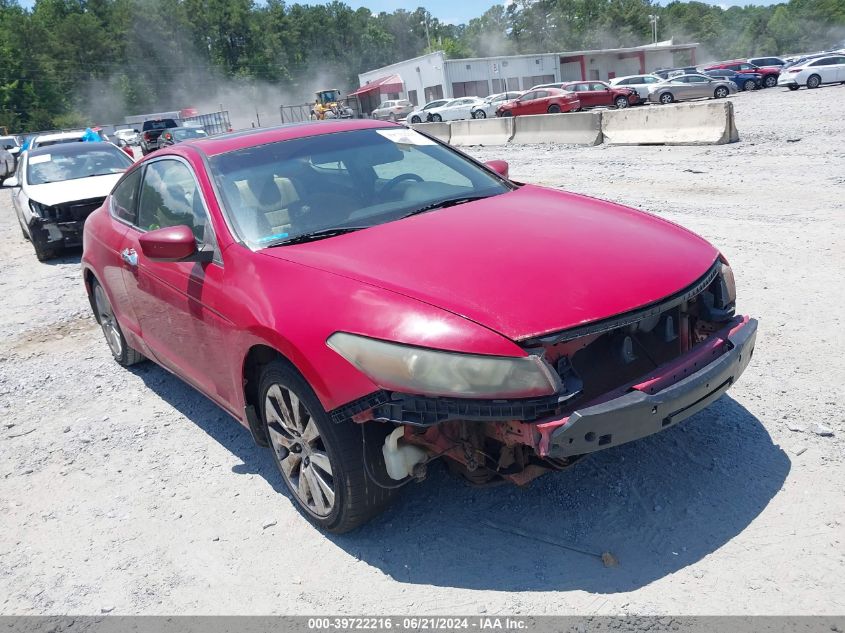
[{"x1": 120, "y1": 248, "x2": 138, "y2": 267}]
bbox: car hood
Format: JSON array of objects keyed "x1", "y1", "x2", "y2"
[
  {"x1": 26, "y1": 173, "x2": 123, "y2": 206},
  {"x1": 261, "y1": 185, "x2": 719, "y2": 341}
]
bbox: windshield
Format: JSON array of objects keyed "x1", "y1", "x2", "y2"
[
  {"x1": 27, "y1": 147, "x2": 132, "y2": 185},
  {"x1": 210, "y1": 127, "x2": 510, "y2": 248}
]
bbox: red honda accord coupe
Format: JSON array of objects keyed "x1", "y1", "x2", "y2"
[{"x1": 82, "y1": 120, "x2": 757, "y2": 532}]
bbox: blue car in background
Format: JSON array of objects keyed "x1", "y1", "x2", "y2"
[{"x1": 704, "y1": 68, "x2": 762, "y2": 91}]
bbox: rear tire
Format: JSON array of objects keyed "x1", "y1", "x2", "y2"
[
  {"x1": 92, "y1": 280, "x2": 145, "y2": 366},
  {"x1": 806, "y1": 74, "x2": 821, "y2": 89},
  {"x1": 547, "y1": 104, "x2": 561, "y2": 113},
  {"x1": 614, "y1": 96, "x2": 629, "y2": 109},
  {"x1": 763, "y1": 74, "x2": 778, "y2": 88},
  {"x1": 260, "y1": 361, "x2": 397, "y2": 533}
]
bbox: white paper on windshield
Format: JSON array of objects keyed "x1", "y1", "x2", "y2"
[
  {"x1": 376, "y1": 128, "x2": 436, "y2": 146},
  {"x1": 29, "y1": 154, "x2": 51, "y2": 164}
]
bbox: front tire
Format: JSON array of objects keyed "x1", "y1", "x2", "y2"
[
  {"x1": 430, "y1": 113, "x2": 442, "y2": 122},
  {"x1": 500, "y1": 110, "x2": 513, "y2": 117},
  {"x1": 743, "y1": 80, "x2": 757, "y2": 91},
  {"x1": 473, "y1": 110, "x2": 487, "y2": 119},
  {"x1": 659, "y1": 92, "x2": 674, "y2": 104},
  {"x1": 260, "y1": 361, "x2": 396, "y2": 533},
  {"x1": 92, "y1": 281, "x2": 145, "y2": 366},
  {"x1": 788, "y1": 84, "x2": 800, "y2": 91},
  {"x1": 806, "y1": 74, "x2": 821, "y2": 89},
  {"x1": 410, "y1": 115, "x2": 421, "y2": 124},
  {"x1": 764, "y1": 75, "x2": 778, "y2": 88},
  {"x1": 614, "y1": 96, "x2": 629, "y2": 109},
  {"x1": 714, "y1": 87, "x2": 729, "y2": 99}
]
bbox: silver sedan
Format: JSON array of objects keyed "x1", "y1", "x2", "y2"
[{"x1": 647, "y1": 74, "x2": 738, "y2": 105}]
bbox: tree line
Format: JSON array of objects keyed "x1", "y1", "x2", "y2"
[{"x1": 1, "y1": 0, "x2": 843, "y2": 132}]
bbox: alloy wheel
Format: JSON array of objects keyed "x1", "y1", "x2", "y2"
[
  {"x1": 265, "y1": 383, "x2": 335, "y2": 517},
  {"x1": 94, "y1": 284, "x2": 123, "y2": 358}
]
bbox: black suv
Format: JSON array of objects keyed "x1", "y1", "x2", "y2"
[{"x1": 140, "y1": 118, "x2": 178, "y2": 155}]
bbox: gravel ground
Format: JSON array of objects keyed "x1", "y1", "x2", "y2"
[{"x1": 1, "y1": 86, "x2": 843, "y2": 616}]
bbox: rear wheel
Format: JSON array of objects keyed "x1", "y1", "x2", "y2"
[
  {"x1": 92, "y1": 281, "x2": 145, "y2": 366},
  {"x1": 806, "y1": 74, "x2": 821, "y2": 89},
  {"x1": 410, "y1": 115, "x2": 421, "y2": 124},
  {"x1": 260, "y1": 361, "x2": 397, "y2": 533},
  {"x1": 714, "y1": 86, "x2": 729, "y2": 99},
  {"x1": 659, "y1": 92, "x2": 674, "y2": 104},
  {"x1": 547, "y1": 104, "x2": 561, "y2": 113},
  {"x1": 430, "y1": 113, "x2": 442, "y2": 122},
  {"x1": 743, "y1": 80, "x2": 757, "y2": 91},
  {"x1": 764, "y1": 74, "x2": 778, "y2": 88},
  {"x1": 473, "y1": 110, "x2": 487, "y2": 119}
]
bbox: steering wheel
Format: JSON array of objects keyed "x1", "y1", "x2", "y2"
[{"x1": 379, "y1": 173, "x2": 423, "y2": 197}]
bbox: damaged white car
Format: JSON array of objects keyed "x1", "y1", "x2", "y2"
[{"x1": 5, "y1": 142, "x2": 133, "y2": 261}]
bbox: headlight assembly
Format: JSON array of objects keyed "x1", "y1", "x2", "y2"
[{"x1": 327, "y1": 332, "x2": 559, "y2": 399}]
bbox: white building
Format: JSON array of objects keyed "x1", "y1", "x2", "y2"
[{"x1": 354, "y1": 41, "x2": 698, "y2": 111}]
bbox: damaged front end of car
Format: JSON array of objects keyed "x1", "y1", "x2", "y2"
[
  {"x1": 330, "y1": 258, "x2": 757, "y2": 487},
  {"x1": 27, "y1": 197, "x2": 105, "y2": 252}
]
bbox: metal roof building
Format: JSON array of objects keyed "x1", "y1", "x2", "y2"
[{"x1": 356, "y1": 40, "x2": 698, "y2": 108}]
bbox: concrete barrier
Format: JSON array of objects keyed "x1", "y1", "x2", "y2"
[
  {"x1": 601, "y1": 101, "x2": 739, "y2": 145},
  {"x1": 411, "y1": 122, "x2": 451, "y2": 144},
  {"x1": 449, "y1": 118, "x2": 514, "y2": 146},
  {"x1": 511, "y1": 112, "x2": 603, "y2": 146}
]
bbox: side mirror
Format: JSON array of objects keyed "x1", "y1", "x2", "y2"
[
  {"x1": 485, "y1": 160, "x2": 509, "y2": 179},
  {"x1": 138, "y1": 225, "x2": 213, "y2": 263},
  {"x1": 3, "y1": 176, "x2": 19, "y2": 187}
]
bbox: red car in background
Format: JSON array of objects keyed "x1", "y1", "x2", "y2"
[
  {"x1": 82, "y1": 120, "x2": 756, "y2": 533},
  {"x1": 495, "y1": 87, "x2": 580, "y2": 116},
  {"x1": 560, "y1": 81, "x2": 640, "y2": 108},
  {"x1": 702, "y1": 60, "x2": 781, "y2": 88}
]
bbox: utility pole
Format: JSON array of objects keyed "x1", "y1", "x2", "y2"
[
  {"x1": 421, "y1": 12, "x2": 432, "y2": 51},
  {"x1": 648, "y1": 14, "x2": 660, "y2": 44}
]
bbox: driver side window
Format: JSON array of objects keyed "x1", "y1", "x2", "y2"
[{"x1": 137, "y1": 160, "x2": 215, "y2": 248}]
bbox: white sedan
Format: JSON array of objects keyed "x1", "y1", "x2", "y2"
[
  {"x1": 4, "y1": 141, "x2": 133, "y2": 260},
  {"x1": 426, "y1": 97, "x2": 486, "y2": 122},
  {"x1": 406, "y1": 98, "x2": 449, "y2": 124},
  {"x1": 470, "y1": 92, "x2": 523, "y2": 119},
  {"x1": 778, "y1": 54, "x2": 845, "y2": 89},
  {"x1": 608, "y1": 74, "x2": 664, "y2": 100},
  {"x1": 29, "y1": 130, "x2": 87, "y2": 149}
]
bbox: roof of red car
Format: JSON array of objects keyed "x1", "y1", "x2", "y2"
[{"x1": 190, "y1": 119, "x2": 397, "y2": 156}]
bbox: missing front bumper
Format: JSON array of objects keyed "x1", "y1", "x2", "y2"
[{"x1": 542, "y1": 317, "x2": 757, "y2": 458}]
